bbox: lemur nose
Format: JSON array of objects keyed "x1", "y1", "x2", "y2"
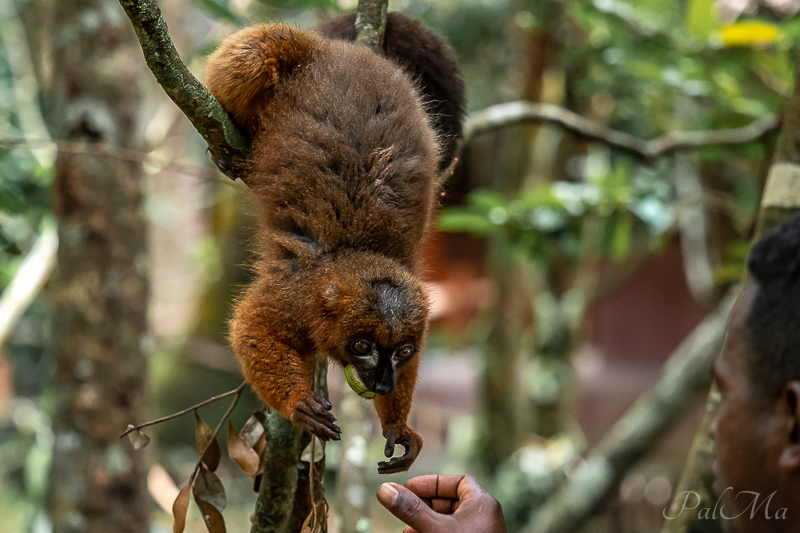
[{"x1": 374, "y1": 381, "x2": 394, "y2": 396}]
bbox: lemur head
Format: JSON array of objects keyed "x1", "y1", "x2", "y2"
[{"x1": 312, "y1": 251, "x2": 428, "y2": 396}]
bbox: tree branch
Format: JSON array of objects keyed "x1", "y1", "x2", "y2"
[
  {"x1": 355, "y1": 0, "x2": 389, "y2": 53},
  {"x1": 521, "y1": 290, "x2": 735, "y2": 533},
  {"x1": 117, "y1": 0, "x2": 250, "y2": 179},
  {"x1": 464, "y1": 101, "x2": 781, "y2": 161},
  {"x1": 0, "y1": 221, "x2": 58, "y2": 348}
]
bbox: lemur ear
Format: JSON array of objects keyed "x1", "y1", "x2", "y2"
[{"x1": 206, "y1": 25, "x2": 317, "y2": 134}]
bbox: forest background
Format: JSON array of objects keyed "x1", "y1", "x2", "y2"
[{"x1": 1, "y1": 0, "x2": 799, "y2": 531}]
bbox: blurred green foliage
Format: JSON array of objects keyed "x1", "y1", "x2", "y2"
[
  {"x1": 440, "y1": 157, "x2": 675, "y2": 263},
  {"x1": 0, "y1": 44, "x2": 51, "y2": 286},
  {"x1": 559, "y1": 0, "x2": 794, "y2": 136},
  {"x1": 437, "y1": 0, "x2": 796, "y2": 280}
]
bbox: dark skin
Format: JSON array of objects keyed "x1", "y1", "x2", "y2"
[
  {"x1": 377, "y1": 475, "x2": 507, "y2": 533},
  {"x1": 708, "y1": 280, "x2": 800, "y2": 533}
]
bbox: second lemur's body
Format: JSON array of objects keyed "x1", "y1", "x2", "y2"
[{"x1": 206, "y1": 14, "x2": 464, "y2": 473}]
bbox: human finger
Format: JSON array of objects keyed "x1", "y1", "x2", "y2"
[
  {"x1": 405, "y1": 475, "x2": 466, "y2": 499},
  {"x1": 455, "y1": 475, "x2": 486, "y2": 503},
  {"x1": 377, "y1": 482, "x2": 450, "y2": 532},
  {"x1": 431, "y1": 498, "x2": 456, "y2": 514}
]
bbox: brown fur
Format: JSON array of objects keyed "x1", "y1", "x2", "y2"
[
  {"x1": 316, "y1": 12, "x2": 465, "y2": 171},
  {"x1": 206, "y1": 17, "x2": 457, "y2": 473}
]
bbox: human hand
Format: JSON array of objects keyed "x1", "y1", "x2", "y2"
[{"x1": 376, "y1": 474, "x2": 507, "y2": 533}]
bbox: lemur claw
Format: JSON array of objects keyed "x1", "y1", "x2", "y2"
[
  {"x1": 291, "y1": 391, "x2": 341, "y2": 441},
  {"x1": 377, "y1": 424, "x2": 422, "y2": 474}
]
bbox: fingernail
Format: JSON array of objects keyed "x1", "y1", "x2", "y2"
[{"x1": 377, "y1": 483, "x2": 399, "y2": 506}]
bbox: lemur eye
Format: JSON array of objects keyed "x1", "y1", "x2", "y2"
[
  {"x1": 351, "y1": 340, "x2": 371, "y2": 355},
  {"x1": 396, "y1": 344, "x2": 414, "y2": 359}
]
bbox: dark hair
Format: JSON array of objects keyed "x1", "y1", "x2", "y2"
[{"x1": 745, "y1": 214, "x2": 800, "y2": 403}]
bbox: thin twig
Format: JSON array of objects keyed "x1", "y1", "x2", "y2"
[
  {"x1": 0, "y1": 135, "x2": 234, "y2": 186},
  {"x1": 120, "y1": 381, "x2": 247, "y2": 438},
  {"x1": 191, "y1": 381, "x2": 247, "y2": 475},
  {"x1": 464, "y1": 100, "x2": 781, "y2": 161}
]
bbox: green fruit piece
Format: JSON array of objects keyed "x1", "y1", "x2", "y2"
[{"x1": 344, "y1": 364, "x2": 375, "y2": 398}]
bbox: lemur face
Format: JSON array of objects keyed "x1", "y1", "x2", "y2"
[
  {"x1": 344, "y1": 334, "x2": 417, "y2": 396},
  {"x1": 314, "y1": 271, "x2": 428, "y2": 395}
]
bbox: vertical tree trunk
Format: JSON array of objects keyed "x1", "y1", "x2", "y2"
[
  {"x1": 44, "y1": 0, "x2": 149, "y2": 530},
  {"x1": 252, "y1": 360, "x2": 327, "y2": 533},
  {"x1": 477, "y1": 236, "x2": 525, "y2": 471},
  {"x1": 662, "y1": 50, "x2": 800, "y2": 533}
]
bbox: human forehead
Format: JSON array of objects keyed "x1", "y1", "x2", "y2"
[{"x1": 715, "y1": 281, "x2": 759, "y2": 385}]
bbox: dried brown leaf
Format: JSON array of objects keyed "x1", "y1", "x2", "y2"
[
  {"x1": 127, "y1": 425, "x2": 151, "y2": 450},
  {"x1": 240, "y1": 412, "x2": 266, "y2": 448},
  {"x1": 226, "y1": 421, "x2": 260, "y2": 476},
  {"x1": 318, "y1": 500, "x2": 329, "y2": 533},
  {"x1": 193, "y1": 465, "x2": 227, "y2": 513},
  {"x1": 193, "y1": 465, "x2": 227, "y2": 533},
  {"x1": 255, "y1": 433, "x2": 267, "y2": 476},
  {"x1": 300, "y1": 437, "x2": 325, "y2": 463},
  {"x1": 253, "y1": 432, "x2": 267, "y2": 457},
  {"x1": 300, "y1": 508, "x2": 314, "y2": 533},
  {"x1": 194, "y1": 412, "x2": 221, "y2": 471},
  {"x1": 172, "y1": 478, "x2": 194, "y2": 533},
  {"x1": 194, "y1": 497, "x2": 227, "y2": 533},
  {"x1": 300, "y1": 501, "x2": 326, "y2": 533}
]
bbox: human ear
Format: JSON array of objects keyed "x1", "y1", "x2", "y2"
[{"x1": 778, "y1": 381, "x2": 800, "y2": 470}]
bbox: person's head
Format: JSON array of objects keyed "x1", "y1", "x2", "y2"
[{"x1": 710, "y1": 214, "x2": 800, "y2": 532}]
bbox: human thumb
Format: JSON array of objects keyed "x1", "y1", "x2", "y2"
[{"x1": 376, "y1": 482, "x2": 439, "y2": 533}]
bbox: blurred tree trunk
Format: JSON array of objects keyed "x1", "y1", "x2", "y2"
[
  {"x1": 337, "y1": 393, "x2": 372, "y2": 532},
  {"x1": 476, "y1": 1, "x2": 551, "y2": 472},
  {"x1": 662, "y1": 50, "x2": 800, "y2": 533},
  {"x1": 43, "y1": 0, "x2": 150, "y2": 530}
]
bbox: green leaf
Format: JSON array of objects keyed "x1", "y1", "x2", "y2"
[
  {"x1": 685, "y1": 0, "x2": 719, "y2": 40},
  {"x1": 601, "y1": 209, "x2": 633, "y2": 261},
  {"x1": 438, "y1": 210, "x2": 495, "y2": 235},
  {"x1": 0, "y1": 227, "x2": 21, "y2": 256},
  {"x1": 0, "y1": 187, "x2": 26, "y2": 215},
  {"x1": 466, "y1": 189, "x2": 507, "y2": 212}
]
